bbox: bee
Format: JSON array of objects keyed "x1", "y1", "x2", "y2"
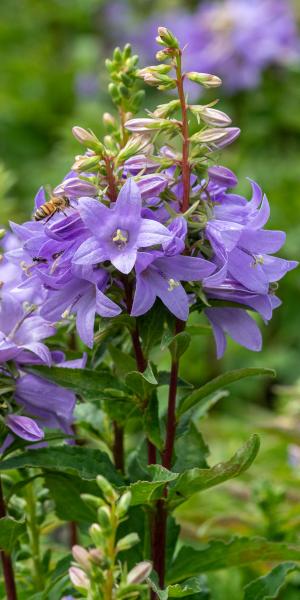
[{"x1": 33, "y1": 195, "x2": 70, "y2": 222}]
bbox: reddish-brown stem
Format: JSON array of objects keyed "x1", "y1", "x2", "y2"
[
  {"x1": 151, "y1": 499, "x2": 167, "y2": 588},
  {"x1": 176, "y1": 53, "x2": 190, "y2": 214},
  {"x1": 0, "y1": 479, "x2": 17, "y2": 600},
  {"x1": 104, "y1": 156, "x2": 118, "y2": 202},
  {"x1": 112, "y1": 421, "x2": 125, "y2": 473},
  {"x1": 151, "y1": 320, "x2": 184, "y2": 593},
  {"x1": 162, "y1": 358, "x2": 180, "y2": 470}
]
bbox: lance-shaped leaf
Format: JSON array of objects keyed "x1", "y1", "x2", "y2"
[
  {"x1": 0, "y1": 517, "x2": 26, "y2": 552},
  {"x1": 109, "y1": 345, "x2": 136, "y2": 378},
  {"x1": 167, "y1": 538, "x2": 300, "y2": 584},
  {"x1": 0, "y1": 447, "x2": 123, "y2": 485},
  {"x1": 243, "y1": 562, "x2": 299, "y2": 600},
  {"x1": 168, "y1": 435, "x2": 260, "y2": 507},
  {"x1": 125, "y1": 364, "x2": 158, "y2": 397},
  {"x1": 161, "y1": 331, "x2": 191, "y2": 361},
  {"x1": 148, "y1": 574, "x2": 209, "y2": 600},
  {"x1": 27, "y1": 365, "x2": 127, "y2": 401},
  {"x1": 177, "y1": 368, "x2": 275, "y2": 417},
  {"x1": 127, "y1": 465, "x2": 178, "y2": 506},
  {"x1": 144, "y1": 392, "x2": 163, "y2": 450}
]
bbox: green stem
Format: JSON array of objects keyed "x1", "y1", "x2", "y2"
[
  {"x1": 25, "y1": 481, "x2": 44, "y2": 591},
  {"x1": 103, "y1": 504, "x2": 117, "y2": 600}
]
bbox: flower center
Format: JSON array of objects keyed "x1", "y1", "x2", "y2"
[
  {"x1": 168, "y1": 278, "x2": 180, "y2": 292},
  {"x1": 253, "y1": 255, "x2": 264, "y2": 267},
  {"x1": 112, "y1": 228, "x2": 129, "y2": 249}
]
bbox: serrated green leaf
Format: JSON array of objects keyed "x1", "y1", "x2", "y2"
[
  {"x1": 167, "y1": 538, "x2": 300, "y2": 584},
  {"x1": 0, "y1": 447, "x2": 123, "y2": 484},
  {"x1": 177, "y1": 369, "x2": 275, "y2": 417},
  {"x1": 0, "y1": 516, "x2": 25, "y2": 552},
  {"x1": 243, "y1": 562, "x2": 299, "y2": 599},
  {"x1": 169, "y1": 435, "x2": 260, "y2": 507},
  {"x1": 45, "y1": 473, "x2": 97, "y2": 522},
  {"x1": 148, "y1": 574, "x2": 209, "y2": 600},
  {"x1": 173, "y1": 422, "x2": 209, "y2": 473},
  {"x1": 109, "y1": 345, "x2": 136, "y2": 377},
  {"x1": 127, "y1": 466, "x2": 178, "y2": 506},
  {"x1": 125, "y1": 364, "x2": 157, "y2": 397},
  {"x1": 26, "y1": 365, "x2": 127, "y2": 401}
]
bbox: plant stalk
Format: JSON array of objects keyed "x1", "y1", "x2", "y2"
[
  {"x1": 0, "y1": 478, "x2": 18, "y2": 600},
  {"x1": 176, "y1": 51, "x2": 190, "y2": 213},
  {"x1": 112, "y1": 421, "x2": 125, "y2": 473},
  {"x1": 25, "y1": 481, "x2": 44, "y2": 591},
  {"x1": 152, "y1": 319, "x2": 184, "y2": 592}
]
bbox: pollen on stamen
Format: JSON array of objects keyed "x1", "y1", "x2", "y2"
[
  {"x1": 253, "y1": 255, "x2": 264, "y2": 267},
  {"x1": 112, "y1": 228, "x2": 129, "y2": 248},
  {"x1": 168, "y1": 278, "x2": 180, "y2": 292}
]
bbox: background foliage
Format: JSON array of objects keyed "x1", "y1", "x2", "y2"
[{"x1": 1, "y1": 1, "x2": 300, "y2": 597}]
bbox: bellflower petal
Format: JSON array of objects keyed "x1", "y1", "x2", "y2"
[{"x1": 205, "y1": 307, "x2": 262, "y2": 358}]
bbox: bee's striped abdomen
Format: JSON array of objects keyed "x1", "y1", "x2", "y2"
[{"x1": 34, "y1": 202, "x2": 55, "y2": 221}]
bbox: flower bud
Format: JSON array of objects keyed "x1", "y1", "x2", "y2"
[
  {"x1": 116, "y1": 491, "x2": 132, "y2": 517},
  {"x1": 116, "y1": 135, "x2": 152, "y2": 164},
  {"x1": 69, "y1": 567, "x2": 89, "y2": 592},
  {"x1": 186, "y1": 72, "x2": 222, "y2": 88},
  {"x1": 96, "y1": 475, "x2": 118, "y2": 503},
  {"x1": 81, "y1": 493, "x2": 106, "y2": 509},
  {"x1": 157, "y1": 27, "x2": 179, "y2": 49},
  {"x1": 88, "y1": 548, "x2": 104, "y2": 565},
  {"x1": 72, "y1": 545, "x2": 91, "y2": 571},
  {"x1": 190, "y1": 127, "x2": 240, "y2": 149},
  {"x1": 127, "y1": 561, "x2": 152, "y2": 584},
  {"x1": 103, "y1": 112, "x2": 116, "y2": 129},
  {"x1": 156, "y1": 50, "x2": 170, "y2": 62},
  {"x1": 61, "y1": 177, "x2": 97, "y2": 198},
  {"x1": 153, "y1": 99, "x2": 181, "y2": 118},
  {"x1": 116, "y1": 532, "x2": 139, "y2": 553},
  {"x1": 208, "y1": 165, "x2": 238, "y2": 188},
  {"x1": 123, "y1": 154, "x2": 157, "y2": 176},
  {"x1": 125, "y1": 118, "x2": 180, "y2": 133},
  {"x1": 89, "y1": 523, "x2": 104, "y2": 546},
  {"x1": 192, "y1": 106, "x2": 232, "y2": 127},
  {"x1": 72, "y1": 154, "x2": 100, "y2": 172},
  {"x1": 6, "y1": 415, "x2": 44, "y2": 442},
  {"x1": 97, "y1": 506, "x2": 111, "y2": 530},
  {"x1": 72, "y1": 127, "x2": 104, "y2": 153}
]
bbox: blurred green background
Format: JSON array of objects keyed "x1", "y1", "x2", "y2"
[{"x1": 1, "y1": 1, "x2": 300, "y2": 595}]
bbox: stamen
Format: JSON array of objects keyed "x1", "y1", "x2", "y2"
[
  {"x1": 253, "y1": 255, "x2": 264, "y2": 267},
  {"x1": 168, "y1": 278, "x2": 180, "y2": 292},
  {"x1": 112, "y1": 228, "x2": 129, "y2": 248}
]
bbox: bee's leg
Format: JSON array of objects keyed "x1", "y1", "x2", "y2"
[{"x1": 44, "y1": 211, "x2": 57, "y2": 224}]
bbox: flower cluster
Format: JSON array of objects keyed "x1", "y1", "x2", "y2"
[
  {"x1": 109, "y1": 0, "x2": 300, "y2": 93},
  {"x1": 0, "y1": 29, "x2": 296, "y2": 448}
]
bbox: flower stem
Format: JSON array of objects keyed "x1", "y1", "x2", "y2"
[
  {"x1": 176, "y1": 52, "x2": 190, "y2": 213},
  {"x1": 0, "y1": 478, "x2": 18, "y2": 600},
  {"x1": 25, "y1": 481, "x2": 44, "y2": 591},
  {"x1": 104, "y1": 155, "x2": 118, "y2": 202},
  {"x1": 152, "y1": 319, "x2": 184, "y2": 592}
]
